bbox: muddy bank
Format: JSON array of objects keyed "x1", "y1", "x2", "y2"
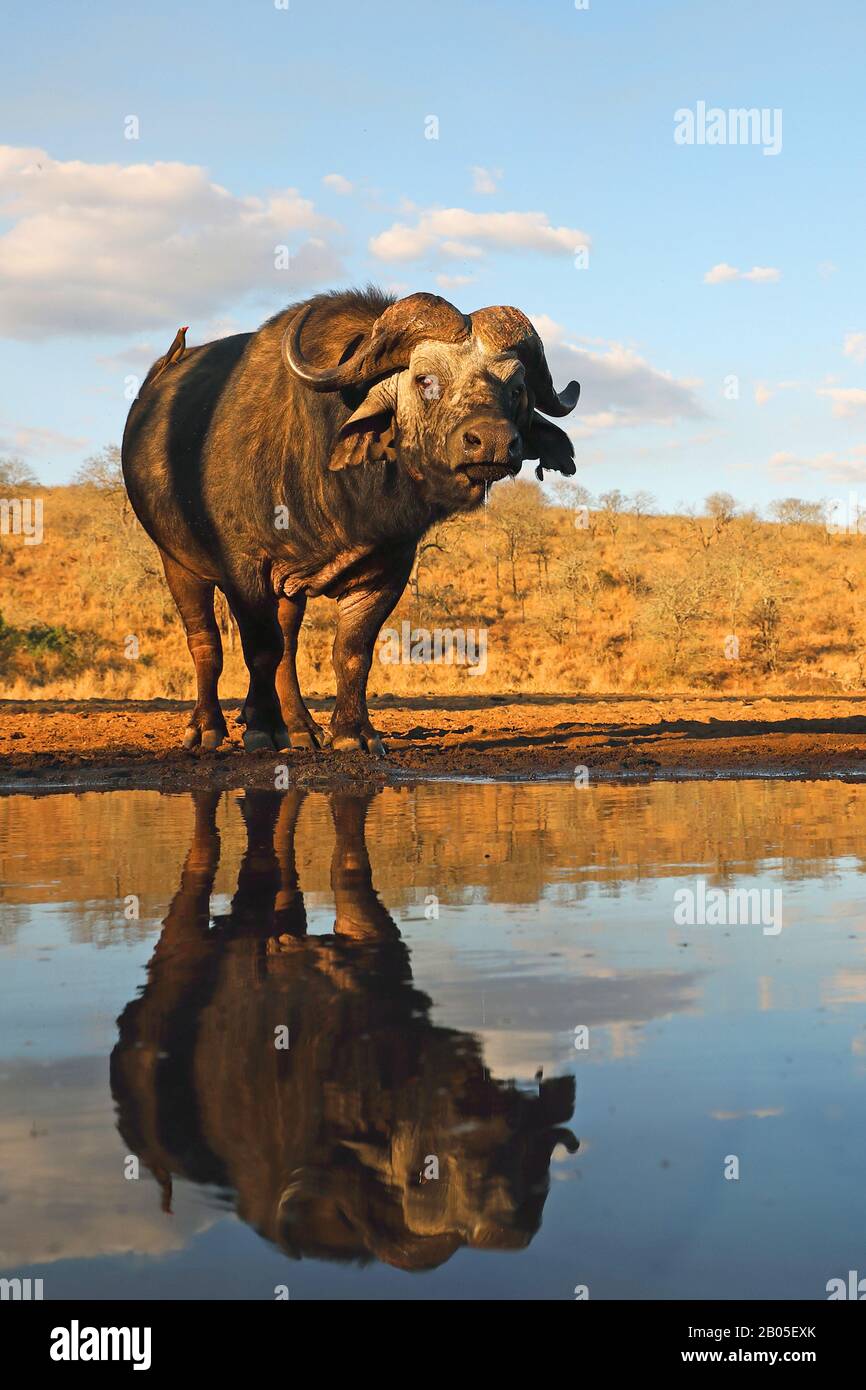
[{"x1": 4, "y1": 693, "x2": 866, "y2": 792}]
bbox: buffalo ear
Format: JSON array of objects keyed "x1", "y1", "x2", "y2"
[
  {"x1": 329, "y1": 377, "x2": 398, "y2": 470},
  {"x1": 523, "y1": 412, "x2": 576, "y2": 480}
]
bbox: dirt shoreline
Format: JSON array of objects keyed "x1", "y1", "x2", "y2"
[{"x1": 4, "y1": 693, "x2": 866, "y2": 792}]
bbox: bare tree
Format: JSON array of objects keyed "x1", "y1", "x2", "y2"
[
  {"x1": 410, "y1": 525, "x2": 448, "y2": 613},
  {"x1": 539, "y1": 598, "x2": 572, "y2": 645},
  {"x1": 550, "y1": 478, "x2": 593, "y2": 510},
  {"x1": 559, "y1": 545, "x2": 603, "y2": 606},
  {"x1": 768, "y1": 497, "x2": 825, "y2": 531},
  {"x1": 598, "y1": 488, "x2": 626, "y2": 539},
  {"x1": 646, "y1": 571, "x2": 710, "y2": 671},
  {"x1": 705, "y1": 491, "x2": 738, "y2": 522},
  {"x1": 749, "y1": 594, "x2": 782, "y2": 672},
  {"x1": 0, "y1": 455, "x2": 40, "y2": 489},
  {"x1": 747, "y1": 559, "x2": 789, "y2": 673},
  {"x1": 629, "y1": 490, "x2": 657, "y2": 520},
  {"x1": 74, "y1": 444, "x2": 123, "y2": 491},
  {"x1": 687, "y1": 499, "x2": 736, "y2": 553},
  {"x1": 489, "y1": 479, "x2": 548, "y2": 596},
  {"x1": 709, "y1": 518, "x2": 766, "y2": 637},
  {"x1": 618, "y1": 549, "x2": 649, "y2": 596}
]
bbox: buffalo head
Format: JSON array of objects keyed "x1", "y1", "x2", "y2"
[{"x1": 282, "y1": 291, "x2": 580, "y2": 508}]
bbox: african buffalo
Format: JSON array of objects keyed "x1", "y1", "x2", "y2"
[{"x1": 121, "y1": 289, "x2": 580, "y2": 755}]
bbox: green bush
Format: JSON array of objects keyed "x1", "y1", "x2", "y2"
[{"x1": 0, "y1": 612, "x2": 80, "y2": 680}]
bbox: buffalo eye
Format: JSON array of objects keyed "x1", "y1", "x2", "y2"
[{"x1": 416, "y1": 373, "x2": 440, "y2": 401}]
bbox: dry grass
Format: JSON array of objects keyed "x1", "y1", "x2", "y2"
[{"x1": 1, "y1": 475, "x2": 864, "y2": 699}]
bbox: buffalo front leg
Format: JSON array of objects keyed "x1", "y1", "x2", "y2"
[
  {"x1": 275, "y1": 595, "x2": 330, "y2": 749},
  {"x1": 160, "y1": 551, "x2": 228, "y2": 751},
  {"x1": 229, "y1": 588, "x2": 292, "y2": 753},
  {"x1": 330, "y1": 555, "x2": 413, "y2": 757}
]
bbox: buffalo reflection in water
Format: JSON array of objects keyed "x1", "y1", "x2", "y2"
[{"x1": 110, "y1": 791, "x2": 578, "y2": 1271}]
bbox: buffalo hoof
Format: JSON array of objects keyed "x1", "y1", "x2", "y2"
[
  {"x1": 289, "y1": 730, "x2": 317, "y2": 750},
  {"x1": 331, "y1": 734, "x2": 361, "y2": 752},
  {"x1": 331, "y1": 731, "x2": 387, "y2": 758},
  {"x1": 243, "y1": 728, "x2": 277, "y2": 753},
  {"x1": 288, "y1": 723, "x2": 331, "y2": 750},
  {"x1": 183, "y1": 724, "x2": 226, "y2": 752}
]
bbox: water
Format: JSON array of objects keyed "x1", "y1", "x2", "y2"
[{"x1": 1, "y1": 780, "x2": 864, "y2": 1301}]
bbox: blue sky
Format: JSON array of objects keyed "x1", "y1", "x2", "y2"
[{"x1": 0, "y1": 0, "x2": 864, "y2": 509}]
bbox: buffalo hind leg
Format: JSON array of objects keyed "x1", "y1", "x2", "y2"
[
  {"x1": 160, "y1": 551, "x2": 228, "y2": 751},
  {"x1": 276, "y1": 595, "x2": 330, "y2": 749},
  {"x1": 330, "y1": 556, "x2": 413, "y2": 758},
  {"x1": 230, "y1": 589, "x2": 292, "y2": 753}
]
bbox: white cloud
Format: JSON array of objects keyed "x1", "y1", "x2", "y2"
[
  {"x1": 370, "y1": 207, "x2": 589, "y2": 263},
  {"x1": 96, "y1": 315, "x2": 242, "y2": 376},
  {"x1": 704, "y1": 263, "x2": 740, "y2": 284},
  {"x1": 817, "y1": 387, "x2": 866, "y2": 419},
  {"x1": 0, "y1": 145, "x2": 345, "y2": 339},
  {"x1": 742, "y1": 266, "x2": 781, "y2": 282},
  {"x1": 435, "y1": 273, "x2": 475, "y2": 289},
  {"x1": 438, "y1": 239, "x2": 485, "y2": 259},
  {"x1": 470, "y1": 165, "x2": 502, "y2": 195},
  {"x1": 843, "y1": 332, "x2": 866, "y2": 366},
  {"x1": 532, "y1": 317, "x2": 705, "y2": 433},
  {"x1": 0, "y1": 423, "x2": 88, "y2": 457},
  {"x1": 704, "y1": 262, "x2": 781, "y2": 284},
  {"x1": 636, "y1": 431, "x2": 719, "y2": 457},
  {"x1": 770, "y1": 447, "x2": 866, "y2": 483},
  {"x1": 96, "y1": 342, "x2": 160, "y2": 373},
  {"x1": 754, "y1": 379, "x2": 803, "y2": 406},
  {"x1": 322, "y1": 173, "x2": 354, "y2": 195},
  {"x1": 196, "y1": 314, "x2": 244, "y2": 342},
  {"x1": 526, "y1": 312, "x2": 564, "y2": 346}
]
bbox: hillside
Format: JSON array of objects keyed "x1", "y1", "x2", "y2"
[{"x1": 1, "y1": 461, "x2": 863, "y2": 700}]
